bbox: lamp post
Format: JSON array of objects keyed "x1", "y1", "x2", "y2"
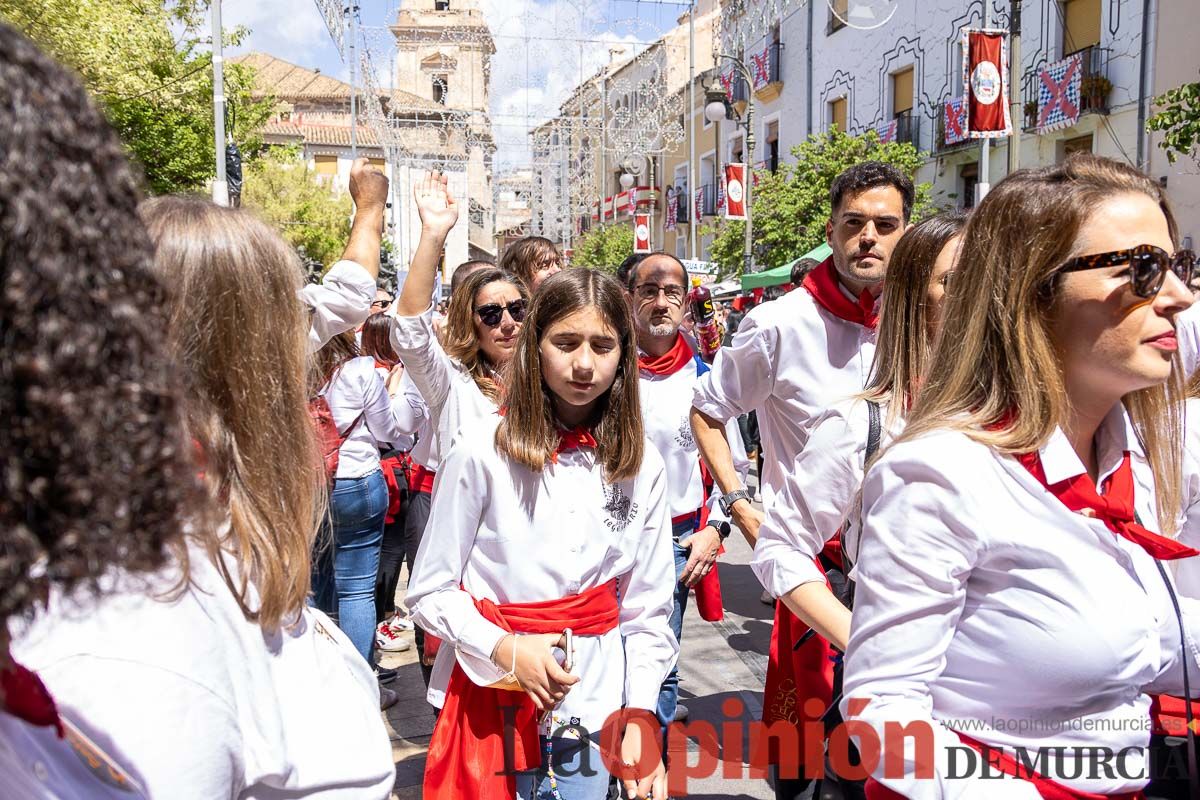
[{"x1": 705, "y1": 55, "x2": 756, "y2": 274}]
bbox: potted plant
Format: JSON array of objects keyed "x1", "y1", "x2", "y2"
[
  {"x1": 1080, "y1": 74, "x2": 1113, "y2": 110},
  {"x1": 1024, "y1": 99, "x2": 1039, "y2": 129}
]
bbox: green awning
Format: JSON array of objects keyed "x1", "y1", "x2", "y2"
[{"x1": 740, "y1": 242, "x2": 832, "y2": 291}]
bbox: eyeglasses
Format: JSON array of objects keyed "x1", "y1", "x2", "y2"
[
  {"x1": 370, "y1": 298, "x2": 392, "y2": 309},
  {"x1": 475, "y1": 299, "x2": 527, "y2": 327},
  {"x1": 633, "y1": 283, "x2": 687, "y2": 305},
  {"x1": 1058, "y1": 244, "x2": 1198, "y2": 299}
]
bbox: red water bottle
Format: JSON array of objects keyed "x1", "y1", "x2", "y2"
[{"x1": 687, "y1": 277, "x2": 721, "y2": 361}]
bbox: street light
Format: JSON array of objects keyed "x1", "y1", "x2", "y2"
[
  {"x1": 706, "y1": 57, "x2": 757, "y2": 274},
  {"x1": 619, "y1": 171, "x2": 635, "y2": 191}
]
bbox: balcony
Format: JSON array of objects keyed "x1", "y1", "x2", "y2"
[
  {"x1": 1023, "y1": 45, "x2": 1112, "y2": 133},
  {"x1": 894, "y1": 110, "x2": 919, "y2": 149},
  {"x1": 673, "y1": 190, "x2": 690, "y2": 225},
  {"x1": 754, "y1": 42, "x2": 784, "y2": 102},
  {"x1": 935, "y1": 99, "x2": 972, "y2": 153},
  {"x1": 696, "y1": 183, "x2": 719, "y2": 218}
]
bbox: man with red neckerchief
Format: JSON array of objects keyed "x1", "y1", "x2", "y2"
[
  {"x1": 689, "y1": 162, "x2": 914, "y2": 800},
  {"x1": 624, "y1": 252, "x2": 750, "y2": 739}
]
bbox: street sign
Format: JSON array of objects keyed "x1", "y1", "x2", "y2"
[{"x1": 682, "y1": 259, "x2": 718, "y2": 274}]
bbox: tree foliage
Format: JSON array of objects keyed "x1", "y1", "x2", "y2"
[
  {"x1": 570, "y1": 223, "x2": 635, "y2": 272},
  {"x1": 0, "y1": 0, "x2": 272, "y2": 194},
  {"x1": 1147, "y1": 82, "x2": 1200, "y2": 164},
  {"x1": 702, "y1": 128, "x2": 934, "y2": 277},
  {"x1": 242, "y1": 148, "x2": 353, "y2": 272}
]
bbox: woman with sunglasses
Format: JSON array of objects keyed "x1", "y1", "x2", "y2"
[{"x1": 842, "y1": 154, "x2": 1200, "y2": 798}]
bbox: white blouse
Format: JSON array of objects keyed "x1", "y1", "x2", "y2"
[
  {"x1": 322, "y1": 356, "x2": 414, "y2": 479},
  {"x1": 843, "y1": 404, "x2": 1200, "y2": 797},
  {"x1": 405, "y1": 416, "x2": 678, "y2": 736},
  {"x1": 751, "y1": 399, "x2": 898, "y2": 599},
  {"x1": 1175, "y1": 397, "x2": 1200, "y2": 599},
  {"x1": 691, "y1": 286, "x2": 875, "y2": 503},
  {"x1": 388, "y1": 306, "x2": 498, "y2": 472},
  {"x1": 300, "y1": 260, "x2": 376, "y2": 353}
]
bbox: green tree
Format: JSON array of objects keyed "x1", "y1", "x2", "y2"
[
  {"x1": 1147, "y1": 82, "x2": 1200, "y2": 164},
  {"x1": 242, "y1": 148, "x2": 353, "y2": 272},
  {"x1": 570, "y1": 223, "x2": 636, "y2": 272},
  {"x1": 0, "y1": 0, "x2": 272, "y2": 194},
  {"x1": 702, "y1": 128, "x2": 934, "y2": 277}
]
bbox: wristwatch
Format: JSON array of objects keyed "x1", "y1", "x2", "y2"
[
  {"x1": 718, "y1": 487, "x2": 753, "y2": 517},
  {"x1": 712, "y1": 521, "x2": 732, "y2": 541}
]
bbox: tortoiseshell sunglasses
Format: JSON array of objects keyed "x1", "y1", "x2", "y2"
[{"x1": 1058, "y1": 244, "x2": 1197, "y2": 299}]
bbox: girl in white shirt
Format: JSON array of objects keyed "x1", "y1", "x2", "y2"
[
  {"x1": 843, "y1": 154, "x2": 1200, "y2": 798},
  {"x1": 406, "y1": 268, "x2": 677, "y2": 800},
  {"x1": 752, "y1": 210, "x2": 967, "y2": 655}
]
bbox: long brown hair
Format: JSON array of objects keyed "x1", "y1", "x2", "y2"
[
  {"x1": 496, "y1": 269, "x2": 643, "y2": 481},
  {"x1": 865, "y1": 210, "x2": 969, "y2": 425},
  {"x1": 896, "y1": 154, "x2": 1184, "y2": 532},
  {"x1": 310, "y1": 330, "x2": 360, "y2": 395},
  {"x1": 499, "y1": 235, "x2": 562, "y2": 291},
  {"x1": 141, "y1": 196, "x2": 324, "y2": 630},
  {"x1": 360, "y1": 313, "x2": 400, "y2": 368},
  {"x1": 443, "y1": 267, "x2": 529, "y2": 403}
]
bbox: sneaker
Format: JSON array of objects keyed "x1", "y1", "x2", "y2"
[
  {"x1": 376, "y1": 620, "x2": 412, "y2": 652},
  {"x1": 673, "y1": 703, "x2": 689, "y2": 723},
  {"x1": 760, "y1": 589, "x2": 775, "y2": 605},
  {"x1": 375, "y1": 665, "x2": 397, "y2": 684},
  {"x1": 388, "y1": 614, "x2": 415, "y2": 631},
  {"x1": 379, "y1": 686, "x2": 399, "y2": 711}
]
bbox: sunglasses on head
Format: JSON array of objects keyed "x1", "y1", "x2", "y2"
[
  {"x1": 475, "y1": 299, "x2": 527, "y2": 327},
  {"x1": 1058, "y1": 244, "x2": 1197, "y2": 299},
  {"x1": 371, "y1": 298, "x2": 392, "y2": 309}
]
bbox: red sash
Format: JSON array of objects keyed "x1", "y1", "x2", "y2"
[
  {"x1": 1149, "y1": 693, "x2": 1200, "y2": 737},
  {"x1": 423, "y1": 580, "x2": 620, "y2": 800},
  {"x1": 801, "y1": 257, "x2": 879, "y2": 330},
  {"x1": 409, "y1": 464, "x2": 436, "y2": 495},
  {"x1": 864, "y1": 731, "x2": 1146, "y2": 799},
  {"x1": 638, "y1": 334, "x2": 694, "y2": 376}
]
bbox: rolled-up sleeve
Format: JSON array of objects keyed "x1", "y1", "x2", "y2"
[
  {"x1": 691, "y1": 310, "x2": 776, "y2": 424},
  {"x1": 301, "y1": 260, "x2": 376, "y2": 352}
]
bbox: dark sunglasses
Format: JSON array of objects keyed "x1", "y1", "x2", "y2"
[
  {"x1": 475, "y1": 299, "x2": 527, "y2": 327},
  {"x1": 370, "y1": 298, "x2": 392, "y2": 309},
  {"x1": 1058, "y1": 244, "x2": 1197, "y2": 299}
]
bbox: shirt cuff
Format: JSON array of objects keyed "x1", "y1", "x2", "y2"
[
  {"x1": 325, "y1": 259, "x2": 376, "y2": 291},
  {"x1": 759, "y1": 552, "x2": 827, "y2": 599},
  {"x1": 390, "y1": 305, "x2": 435, "y2": 353},
  {"x1": 625, "y1": 666, "x2": 666, "y2": 711}
]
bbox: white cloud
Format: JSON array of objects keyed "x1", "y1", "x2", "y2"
[{"x1": 224, "y1": 0, "x2": 330, "y2": 66}]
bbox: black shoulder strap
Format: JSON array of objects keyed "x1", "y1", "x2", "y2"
[{"x1": 866, "y1": 400, "x2": 882, "y2": 461}]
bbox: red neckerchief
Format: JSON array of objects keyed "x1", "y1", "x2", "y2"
[
  {"x1": 1, "y1": 662, "x2": 63, "y2": 737},
  {"x1": 801, "y1": 257, "x2": 879, "y2": 330},
  {"x1": 1016, "y1": 450, "x2": 1199, "y2": 561},
  {"x1": 552, "y1": 426, "x2": 598, "y2": 462},
  {"x1": 637, "y1": 333, "x2": 694, "y2": 376}
]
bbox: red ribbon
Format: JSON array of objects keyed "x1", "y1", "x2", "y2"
[
  {"x1": 637, "y1": 334, "x2": 694, "y2": 376},
  {"x1": 801, "y1": 257, "x2": 879, "y2": 330},
  {"x1": 422, "y1": 581, "x2": 620, "y2": 800},
  {"x1": 1, "y1": 662, "x2": 63, "y2": 738},
  {"x1": 1016, "y1": 450, "x2": 1199, "y2": 561},
  {"x1": 552, "y1": 427, "x2": 598, "y2": 461}
]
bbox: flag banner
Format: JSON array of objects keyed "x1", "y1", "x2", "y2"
[
  {"x1": 634, "y1": 213, "x2": 651, "y2": 253},
  {"x1": 875, "y1": 119, "x2": 898, "y2": 143},
  {"x1": 944, "y1": 96, "x2": 968, "y2": 145},
  {"x1": 717, "y1": 71, "x2": 734, "y2": 98},
  {"x1": 694, "y1": 188, "x2": 703, "y2": 220},
  {"x1": 665, "y1": 187, "x2": 677, "y2": 231},
  {"x1": 750, "y1": 46, "x2": 771, "y2": 90},
  {"x1": 1037, "y1": 52, "x2": 1082, "y2": 134},
  {"x1": 724, "y1": 163, "x2": 747, "y2": 220},
  {"x1": 964, "y1": 28, "x2": 1012, "y2": 137}
]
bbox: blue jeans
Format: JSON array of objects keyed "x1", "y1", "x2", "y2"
[
  {"x1": 514, "y1": 736, "x2": 612, "y2": 800},
  {"x1": 655, "y1": 518, "x2": 694, "y2": 733},
  {"x1": 311, "y1": 469, "x2": 387, "y2": 664}
]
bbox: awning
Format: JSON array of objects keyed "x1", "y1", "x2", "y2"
[{"x1": 740, "y1": 242, "x2": 832, "y2": 291}]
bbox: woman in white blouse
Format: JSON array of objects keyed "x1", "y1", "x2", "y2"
[
  {"x1": 406, "y1": 269, "x2": 676, "y2": 800},
  {"x1": 843, "y1": 154, "x2": 1200, "y2": 798}
]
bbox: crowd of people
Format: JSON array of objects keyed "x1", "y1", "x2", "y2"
[{"x1": 4, "y1": 21, "x2": 1200, "y2": 800}]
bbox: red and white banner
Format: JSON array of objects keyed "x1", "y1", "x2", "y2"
[
  {"x1": 963, "y1": 28, "x2": 1012, "y2": 138},
  {"x1": 724, "y1": 163, "x2": 747, "y2": 220},
  {"x1": 633, "y1": 213, "x2": 651, "y2": 253}
]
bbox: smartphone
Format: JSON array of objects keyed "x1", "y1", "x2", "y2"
[{"x1": 563, "y1": 628, "x2": 575, "y2": 673}]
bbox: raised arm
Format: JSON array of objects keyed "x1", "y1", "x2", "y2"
[
  {"x1": 397, "y1": 171, "x2": 459, "y2": 317},
  {"x1": 341, "y1": 158, "x2": 389, "y2": 281}
]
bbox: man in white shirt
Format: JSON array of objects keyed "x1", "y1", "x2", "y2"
[{"x1": 690, "y1": 161, "x2": 914, "y2": 800}]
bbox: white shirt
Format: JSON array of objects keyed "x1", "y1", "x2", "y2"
[
  {"x1": 752, "y1": 399, "x2": 897, "y2": 599},
  {"x1": 388, "y1": 306, "x2": 498, "y2": 472},
  {"x1": 300, "y1": 260, "x2": 376, "y2": 353},
  {"x1": 692, "y1": 285, "x2": 875, "y2": 503},
  {"x1": 1176, "y1": 301, "x2": 1200, "y2": 380},
  {"x1": 405, "y1": 416, "x2": 678, "y2": 736},
  {"x1": 842, "y1": 405, "x2": 1200, "y2": 797},
  {"x1": 14, "y1": 545, "x2": 394, "y2": 800},
  {"x1": 0, "y1": 713, "x2": 146, "y2": 800},
  {"x1": 389, "y1": 370, "x2": 435, "y2": 469},
  {"x1": 1175, "y1": 397, "x2": 1200, "y2": 599},
  {"x1": 637, "y1": 350, "x2": 749, "y2": 525},
  {"x1": 322, "y1": 356, "x2": 411, "y2": 479}
]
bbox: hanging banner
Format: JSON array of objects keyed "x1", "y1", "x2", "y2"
[
  {"x1": 664, "y1": 187, "x2": 677, "y2": 231},
  {"x1": 724, "y1": 163, "x2": 747, "y2": 220},
  {"x1": 634, "y1": 213, "x2": 651, "y2": 253},
  {"x1": 963, "y1": 28, "x2": 1012, "y2": 138},
  {"x1": 1036, "y1": 52, "x2": 1082, "y2": 134},
  {"x1": 943, "y1": 96, "x2": 968, "y2": 145}
]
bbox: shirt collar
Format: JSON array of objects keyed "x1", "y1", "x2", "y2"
[{"x1": 1039, "y1": 403, "x2": 1144, "y2": 487}]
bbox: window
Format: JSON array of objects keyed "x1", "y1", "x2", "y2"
[
  {"x1": 314, "y1": 154, "x2": 338, "y2": 177},
  {"x1": 829, "y1": 0, "x2": 848, "y2": 32},
  {"x1": 1062, "y1": 0, "x2": 1101, "y2": 55},
  {"x1": 432, "y1": 75, "x2": 448, "y2": 104},
  {"x1": 765, "y1": 120, "x2": 780, "y2": 172},
  {"x1": 368, "y1": 157, "x2": 387, "y2": 170},
  {"x1": 829, "y1": 97, "x2": 848, "y2": 132},
  {"x1": 960, "y1": 162, "x2": 979, "y2": 209},
  {"x1": 1060, "y1": 133, "x2": 1094, "y2": 161},
  {"x1": 731, "y1": 134, "x2": 744, "y2": 165},
  {"x1": 434, "y1": 0, "x2": 450, "y2": 10},
  {"x1": 892, "y1": 68, "x2": 914, "y2": 116}
]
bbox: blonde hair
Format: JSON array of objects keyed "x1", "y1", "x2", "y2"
[
  {"x1": 496, "y1": 269, "x2": 643, "y2": 481},
  {"x1": 442, "y1": 267, "x2": 529, "y2": 403},
  {"x1": 865, "y1": 211, "x2": 969, "y2": 426},
  {"x1": 141, "y1": 196, "x2": 324, "y2": 630},
  {"x1": 897, "y1": 155, "x2": 1184, "y2": 532}
]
